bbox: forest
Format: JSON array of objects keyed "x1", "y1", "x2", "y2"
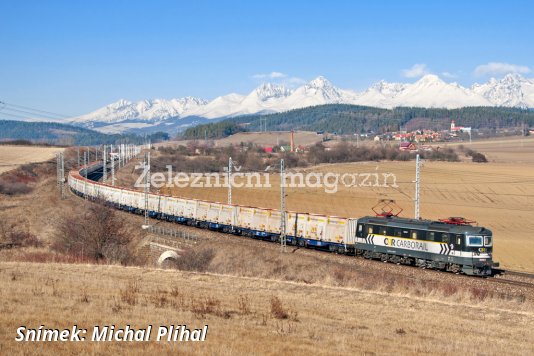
[
  {"x1": 0, "y1": 120, "x2": 169, "y2": 145},
  {"x1": 183, "y1": 105, "x2": 534, "y2": 139}
]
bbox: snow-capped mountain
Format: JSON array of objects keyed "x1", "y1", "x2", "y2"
[
  {"x1": 70, "y1": 74, "x2": 534, "y2": 133},
  {"x1": 359, "y1": 74, "x2": 492, "y2": 108},
  {"x1": 472, "y1": 73, "x2": 534, "y2": 107},
  {"x1": 73, "y1": 97, "x2": 207, "y2": 124},
  {"x1": 190, "y1": 83, "x2": 292, "y2": 118},
  {"x1": 281, "y1": 76, "x2": 351, "y2": 109},
  {"x1": 185, "y1": 93, "x2": 245, "y2": 119},
  {"x1": 354, "y1": 80, "x2": 408, "y2": 108}
]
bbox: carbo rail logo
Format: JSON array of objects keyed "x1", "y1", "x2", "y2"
[{"x1": 383, "y1": 237, "x2": 430, "y2": 252}]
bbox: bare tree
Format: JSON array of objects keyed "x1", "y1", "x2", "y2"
[{"x1": 54, "y1": 200, "x2": 133, "y2": 263}]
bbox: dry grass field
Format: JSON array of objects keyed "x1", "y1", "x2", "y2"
[
  {"x1": 150, "y1": 136, "x2": 534, "y2": 272},
  {"x1": 1, "y1": 136, "x2": 534, "y2": 355},
  {"x1": 442, "y1": 135, "x2": 534, "y2": 164},
  {"x1": 0, "y1": 145, "x2": 62, "y2": 174},
  {"x1": 0, "y1": 262, "x2": 533, "y2": 355}
]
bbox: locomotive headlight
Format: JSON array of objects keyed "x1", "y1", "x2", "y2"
[{"x1": 479, "y1": 248, "x2": 486, "y2": 253}]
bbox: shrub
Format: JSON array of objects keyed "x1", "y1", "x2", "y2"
[
  {"x1": 0, "y1": 181, "x2": 33, "y2": 195},
  {"x1": 270, "y1": 296, "x2": 289, "y2": 319},
  {"x1": 460, "y1": 147, "x2": 488, "y2": 162},
  {"x1": 471, "y1": 152, "x2": 488, "y2": 163},
  {"x1": 120, "y1": 281, "x2": 140, "y2": 306},
  {"x1": 174, "y1": 247, "x2": 215, "y2": 272},
  {"x1": 53, "y1": 200, "x2": 133, "y2": 263},
  {"x1": 150, "y1": 289, "x2": 168, "y2": 308},
  {"x1": 470, "y1": 287, "x2": 492, "y2": 301},
  {"x1": 331, "y1": 266, "x2": 349, "y2": 286},
  {"x1": 9, "y1": 231, "x2": 42, "y2": 247},
  {"x1": 0, "y1": 220, "x2": 42, "y2": 247},
  {"x1": 421, "y1": 147, "x2": 460, "y2": 161},
  {"x1": 190, "y1": 296, "x2": 230, "y2": 318},
  {"x1": 237, "y1": 295, "x2": 251, "y2": 315}
]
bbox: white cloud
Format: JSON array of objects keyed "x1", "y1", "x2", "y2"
[
  {"x1": 401, "y1": 63, "x2": 430, "y2": 78},
  {"x1": 441, "y1": 71, "x2": 457, "y2": 79},
  {"x1": 287, "y1": 77, "x2": 306, "y2": 85},
  {"x1": 474, "y1": 62, "x2": 531, "y2": 76},
  {"x1": 270, "y1": 71, "x2": 286, "y2": 78},
  {"x1": 251, "y1": 71, "x2": 305, "y2": 88},
  {"x1": 252, "y1": 71, "x2": 287, "y2": 79}
]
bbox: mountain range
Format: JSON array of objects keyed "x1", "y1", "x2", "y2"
[{"x1": 71, "y1": 74, "x2": 534, "y2": 134}]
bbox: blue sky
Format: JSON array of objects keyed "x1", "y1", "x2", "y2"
[{"x1": 0, "y1": 0, "x2": 533, "y2": 116}]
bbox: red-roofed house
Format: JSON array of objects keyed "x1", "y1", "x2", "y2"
[{"x1": 399, "y1": 142, "x2": 417, "y2": 151}]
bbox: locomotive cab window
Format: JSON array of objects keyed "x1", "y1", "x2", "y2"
[
  {"x1": 357, "y1": 224, "x2": 363, "y2": 237},
  {"x1": 484, "y1": 236, "x2": 492, "y2": 247},
  {"x1": 467, "y1": 235, "x2": 483, "y2": 247}
]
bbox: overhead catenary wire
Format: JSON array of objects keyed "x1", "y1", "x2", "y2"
[
  {"x1": 0, "y1": 106, "x2": 66, "y2": 121},
  {"x1": 0, "y1": 100, "x2": 71, "y2": 119},
  {"x1": 0, "y1": 110, "x2": 34, "y2": 121}
]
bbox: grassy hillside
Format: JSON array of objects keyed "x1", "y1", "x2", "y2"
[
  {"x1": 1, "y1": 262, "x2": 533, "y2": 355},
  {"x1": 183, "y1": 105, "x2": 534, "y2": 139}
]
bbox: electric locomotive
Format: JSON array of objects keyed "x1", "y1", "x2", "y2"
[{"x1": 354, "y1": 216, "x2": 496, "y2": 276}]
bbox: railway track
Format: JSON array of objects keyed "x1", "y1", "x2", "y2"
[
  {"x1": 501, "y1": 270, "x2": 534, "y2": 279},
  {"x1": 490, "y1": 277, "x2": 534, "y2": 288},
  {"x1": 77, "y1": 161, "x2": 534, "y2": 286},
  {"x1": 489, "y1": 268, "x2": 534, "y2": 288},
  {"x1": 238, "y1": 233, "x2": 534, "y2": 289},
  {"x1": 155, "y1": 220, "x2": 534, "y2": 289}
]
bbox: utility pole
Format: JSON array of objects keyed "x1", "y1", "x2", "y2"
[
  {"x1": 111, "y1": 144, "x2": 115, "y2": 186},
  {"x1": 83, "y1": 151, "x2": 88, "y2": 200},
  {"x1": 280, "y1": 159, "x2": 286, "y2": 252},
  {"x1": 102, "y1": 145, "x2": 107, "y2": 182},
  {"x1": 260, "y1": 118, "x2": 267, "y2": 132},
  {"x1": 56, "y1": 152, "x2": 65, "y2": 198},
  {"x1": 414, "y1": 154, "x2": 420, "y2": 219},
  {"x1": 60, "y1": 151, "x2": 65, "y2": 198},
  {"x1": 227, "y1": 157, "x2": 233, "y2": 204},
  {"x1": 143, "y1": 151, "x2": 151, "y2": 227},
  {"x1": 56, "y1": 152, "x2": 61, "y2": 189},
  {"x1": 117, "y1": 144, "x2": 121, "y2": 169},
  {"x1": 83, "y1": 151, "x2": 87, "y2": 175}
]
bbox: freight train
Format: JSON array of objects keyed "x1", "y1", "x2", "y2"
[{"x1": 69, "y1": 162, "x2": 497, "y2": 276}]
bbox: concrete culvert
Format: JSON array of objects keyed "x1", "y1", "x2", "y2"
[{"x1": 158, "y1": 250, "x2": 180, "y2": 267}]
